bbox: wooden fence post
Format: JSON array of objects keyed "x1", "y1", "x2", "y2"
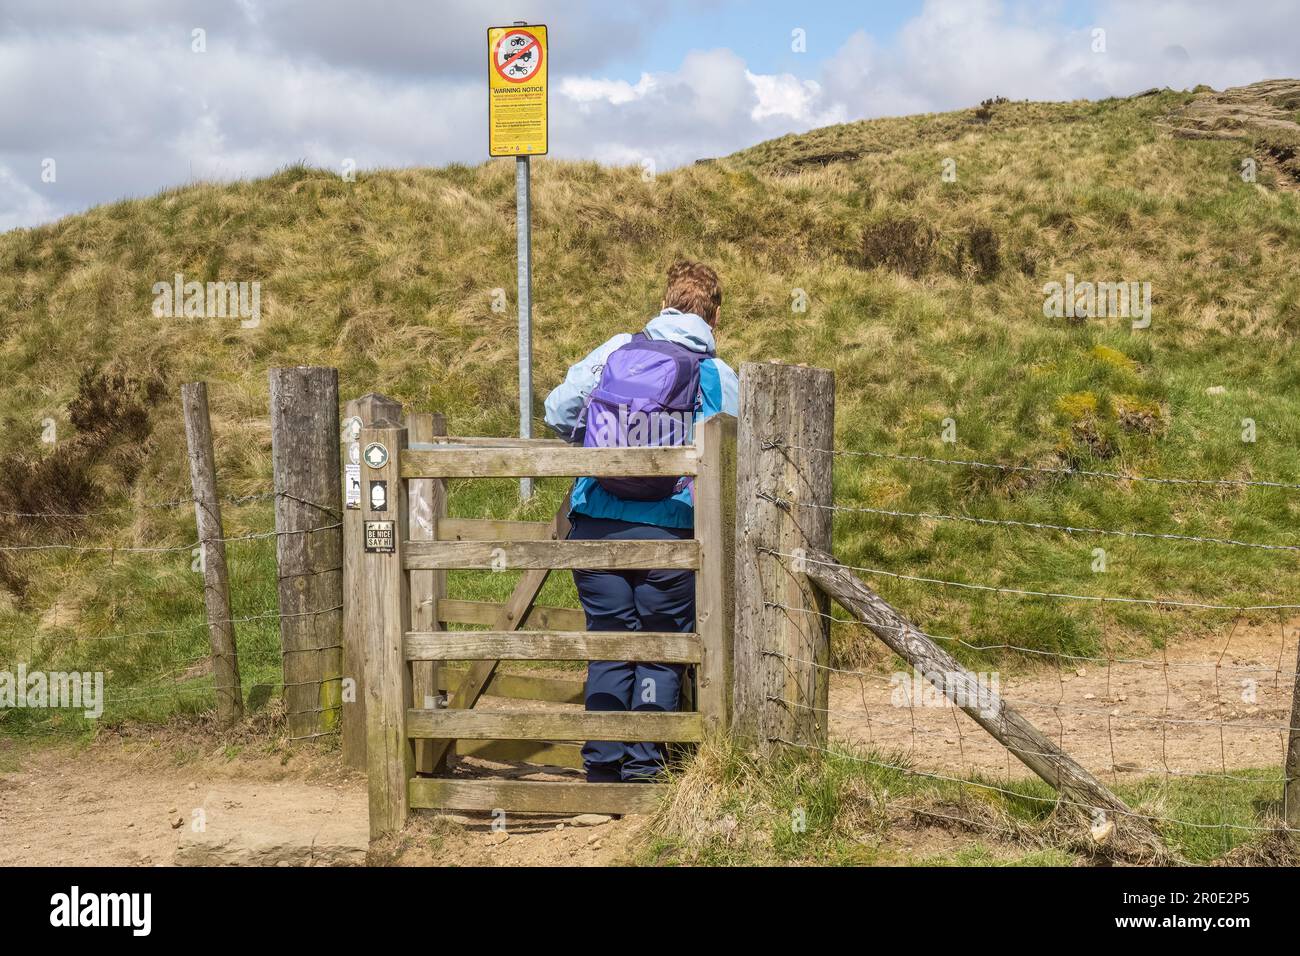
[
  {"x1": 341, "y1": 393, "x2": 403, "y2": 769},
  {"x1": 406, "y1": 410, "x2": 447, "y2": 774},
  {"x1": 694, "y1": 413, "x2": 737, "y2": 734},
  {"x1": 732, "y1": 362, "x2": 835, "y2": 751},
  {"x1": 270, "y1": 366, "x2": 345, "y2": 741},
  {"x1": 1285, "y1": 633, "x2": 1300, "y2": 828},
  {"x1": 360, "y1": 423, "x2": 412, "y2": 838},
  {"x1": 181, "y1": 382, "x2": 243, "y2": 726}
]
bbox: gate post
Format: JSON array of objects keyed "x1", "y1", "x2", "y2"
[
  {"x1": 732, "y1": 362, "x2": 835, "y2": 752},
  {"x1": 360, "y1": 422, "x2": 412, "y2": 839},
  {"x1": 269, "y1": 366, "x2": 345, "y2": 741},
  {"x1": 341, "y1": 393, "x2": 403, "y2": 769},
  {"x1": 694, "y1": 413, "x2": 737, "y2": 733}
]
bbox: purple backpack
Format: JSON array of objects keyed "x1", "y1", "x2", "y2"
[{"x1": 582, "y1": 332, "x2": 712, "y2": 500}]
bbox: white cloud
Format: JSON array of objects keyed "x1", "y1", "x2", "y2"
[
  {"x1": 1, "y1": 0, "x2": 1299, "y2": 230},
  {"x1": 747, "y1": 71, "x2": 840, "y2": 124},
  {"x1": 560, "y1": 75, "x2": 656, "y2": 106},
  {"x1": 0, "y1": 29, "x2": 485, "y2": 226},
  {"x1": 819, "y1": 0, "x2": 1300, "y2": 115},
  {"x1": 0, "y1": 164, "x2": 57, "y2": 232},
  {"x1": 554, "y1": 49, "x2": 846, "y2": 168}
]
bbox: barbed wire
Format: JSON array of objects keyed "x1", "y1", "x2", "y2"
[
  {"x1": 0, "y1": 522, "x2": 343, "y2": 555},
  {"x1": 273, "y1": 493, "x2": 343, "y2": 520},
  {"x1": 762, "y1": 649, "x2": 1300, "y2": 730},
  {"x1": 753, "y1": 454, "x2": 1300, "y2": 850},
  {"x1": 774, "y1": 495, "x2": 1300, "y2": 554},
  {"x1": 762, "y1": 599, "x2": 1297, "y2": 677},
  {"x1": 0, "y1": 489, "x2": 342, "y2": 523},
  {"x1": 767, "y1": 693, "x2": 1288, "y2": 783},
  {"x1": 759, "y1": 541, "x2": 1300, "y2": 723},
  {"x1": 0, "y1": 490, "x2": 279, "y2": 520},
  {"x1": 277, "y1": 565, "x2": 343, "y2": 583},
  {"x1": 761, "y1": 547, "x2": 1300, "y2": 611},
  {"x1": 764, "y1": 440, "x2": 1300, "y2": 491},
  {"x1": 108, "y1": 677, "x2": 344, "y2": 705},
  {"x1": 34, "y1": 604, "x2": 343, "y2": 643},
  {"x1": 4, "y1": 421, "x2": 347, "y2": 742},
  {"x1": 2, "y1": 540, "x2": 198, "y2": 555}
]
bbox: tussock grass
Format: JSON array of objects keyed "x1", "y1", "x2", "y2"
[{"x1": 640, "y1": 736, "x2": 1293, "y2": 866}]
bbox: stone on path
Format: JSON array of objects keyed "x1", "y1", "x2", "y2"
[{"x1": 174, "y1": 784, "x2": 368, "y2": 867}]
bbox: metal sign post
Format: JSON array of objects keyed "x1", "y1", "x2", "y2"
[
  {"x1": 516, "y1": 153, "x2": 534, "y2": 500},
  {"x1": 488, "y1": 21, "x2": 548, "y2": 501}
]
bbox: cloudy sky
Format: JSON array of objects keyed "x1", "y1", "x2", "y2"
[{"x1": 2, "y1": 0, "x2": 1299, "y2": 230}]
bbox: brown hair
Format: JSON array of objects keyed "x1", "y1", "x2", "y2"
[{"x1": 663, "y1": 260, "x2": 722, "y2": 325}]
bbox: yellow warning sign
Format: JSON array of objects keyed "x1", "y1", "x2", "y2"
[{"x1": 488, "y1": 24, "x2": 548, "y2": 157}]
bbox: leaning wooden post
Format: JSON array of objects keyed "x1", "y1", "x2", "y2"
[
  {"x1": 694, "y1": 413, "x2": 737, "y2": 734},
  {"x1": 341, "y1": 392, "x2": 403, "y2": 769},
  {"x1": 270, "y1": 366, "x2": 345, "y2": 741},
  {"x1": 732, "y1": 362, "x2": 834, "y2": 751},
  {"x1": 406, "y1": 410, "x2": 447, "y2": 774},
  {"x1": 360, "y1": 423, "x2": 412, "y2": 839},
  {"x1": 804, "y1": 550, "x2": 1166, "y2": 857},
  {"x1": 1285, "y1": 637, "x2": 1300, "y2": 829},
  {"x1": 181, "y1": 382, "x2": 243, "y2": 726}
]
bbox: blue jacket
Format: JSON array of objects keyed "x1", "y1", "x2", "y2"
[{"x1": 543, "y1": 309, "x2": 739, "y2": 529}]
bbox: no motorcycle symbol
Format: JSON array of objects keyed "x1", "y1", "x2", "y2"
[{"x1": 494, "y1": 29, "x2": 543, "y2": 83}]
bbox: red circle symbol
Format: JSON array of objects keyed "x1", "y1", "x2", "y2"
[{"x1": 494, "y1": 29, "x2": 543, "y2": 84}]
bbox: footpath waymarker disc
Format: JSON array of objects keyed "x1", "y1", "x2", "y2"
[{"x1": 487, "y1": 24, "x2": 548, "y2": 156}]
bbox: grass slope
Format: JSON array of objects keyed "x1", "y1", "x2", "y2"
[{"x1": 2, "y1": 84, "x2": 1300, "y2": 735}]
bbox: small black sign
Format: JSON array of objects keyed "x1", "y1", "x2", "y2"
[
  {"x1": 369, "y1": 480, "x2": 388, "y2": 512},
  {"x1": 365, "y1": 520, "x2": 395, "y2": 553}
]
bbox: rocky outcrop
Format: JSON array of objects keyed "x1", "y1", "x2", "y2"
[{"x1": 1161, "y1": 80, "x2": 1300, "y2": 186}]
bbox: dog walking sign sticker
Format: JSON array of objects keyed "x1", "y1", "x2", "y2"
[{"x1": 488, "y1": 24, "x2": 548, "y2": 156}]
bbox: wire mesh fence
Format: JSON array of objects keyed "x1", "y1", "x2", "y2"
[
  {"x1": 756, "y1": 437, "x2": 1300, "y2": 854},
  {"x1": 0, "y1": 486, "x2": 342, "y2": 740}
]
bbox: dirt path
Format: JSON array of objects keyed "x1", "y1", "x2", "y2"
[
  {"x1": 828, "y1": 617, "x2": 1298, "y2": 784},
  {"x1": 2, "y1": 618, "x2": 1293, "y2": 866},
  {"x1": 0, "y1": 735, "x2": 366, "y2": 866},
  {"x1": 0, "y1": 735, "x2": 1002, "y2": 866},
  {"x1": 0, "y1": 733, "x2": 643, "y2": 866}
]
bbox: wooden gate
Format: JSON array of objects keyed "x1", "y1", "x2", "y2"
[{"x1": 357, "y1": 415, "x2": 737, "y2": 837}]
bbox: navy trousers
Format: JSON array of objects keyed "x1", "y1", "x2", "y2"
[{"x1": 568, "y1": 514, "x2": 694, "y2": 782}]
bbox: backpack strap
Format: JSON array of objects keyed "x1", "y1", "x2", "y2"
[{"x1": 635, "y1": 328, "x2": 715, "y2": 359}]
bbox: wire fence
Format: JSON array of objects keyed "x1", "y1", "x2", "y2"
[
  {"x1": 758, "y1": 438, "x2": 1300, "y2": 854},
  {"x1": 10, "y1": 422, "x2": 1300, "y2": 851},
  {"x1": 1, "y1": 485, "x2": 343, "y2": 741},
  {"x1": 0, "y1": 490, "x2": 278, "y2": 520}
]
